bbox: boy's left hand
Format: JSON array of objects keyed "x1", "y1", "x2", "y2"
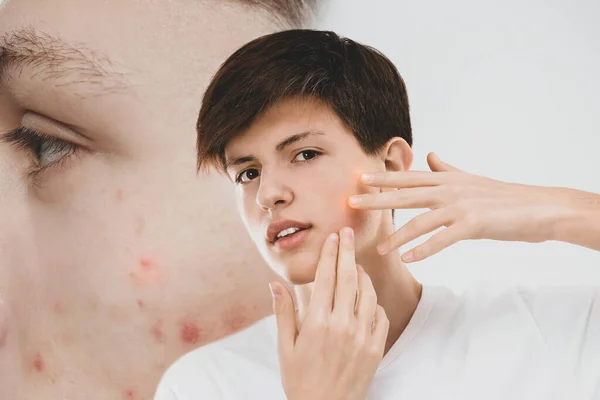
[{"x1": 348, "y1": 152, "x2": 575, "y2": 263}]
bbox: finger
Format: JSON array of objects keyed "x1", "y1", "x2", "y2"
[
  {"x1": 333, "y1": 227, "x2": 358, "y2": 316},
  {"x1": 370, "y1": 305, "x2": 389, "y2": 356},
  {"x1": 401, "y1": 224, "x2": 467, "y2": 263},
  {"x1": 308, "y1": 232, "x2": 339, "y2": 314},
  {"x1": 270, "y1": 281, "x2": 298, "y2": 357},
  {"x1": 357, "y1": 170, "x2": 449, "y2": 189},
  {"x1": 355, "y1": 265, "x2": 377, "y2": 331},
  {"x1": 377, "y1": 208, "x2": 452, "y2": 255},
  {"x1": 427, "y1": 152, "x2": 462, "y2": 173},
  {"x1": 349, "y1": 187, "x2": 438, "y2": 211}
]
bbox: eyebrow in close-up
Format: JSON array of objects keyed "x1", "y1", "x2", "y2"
[{"x1": 0, "y1": 27, "x2": 134, "y2": 98}]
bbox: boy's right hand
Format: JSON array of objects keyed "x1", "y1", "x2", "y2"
[{"x1": 269, "y1": 227, "x2": 389, "y2": 400}]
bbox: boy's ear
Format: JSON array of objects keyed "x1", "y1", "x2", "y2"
[
  {"x1": 377, "y1": 138, "x2": 413, "y2": 194},
  {"x1": 381, "y1": 137, "x2": 413, "y2": 173}
]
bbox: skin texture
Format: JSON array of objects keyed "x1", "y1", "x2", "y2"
[{"x1": 0, "y1": 1, "x2": 288, "y2": 399}]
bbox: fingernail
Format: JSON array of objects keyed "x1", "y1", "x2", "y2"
[
  {"x1": 342, "y1": 227, "x2": 354, "y2": 240},
  {"x1": 361, "y1": 173, "x2": 374, "y2": 183},
  {"x1": 269, "y1": 283, "x2": 283, "y2": 313},
  {"x1": 348, "y1": 196, "x2": 361, "y2": 206},
  {"x1": 377, "y1": 242, "x2": 389, "y2": 255},
  {"x1": 269, "y1": 282, "x2": 281, "y2": 298},
  {"x1": 328, "y1": 233, "x2": 339, "y2": 243},
  {"x1": 401, "y1": 252, "x2": 413, "y2": 262}
]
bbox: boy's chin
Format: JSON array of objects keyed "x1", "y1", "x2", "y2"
[
  {"x1": 285, "y1": 274, "x2": 316, "y2": 286},
  {"x1": 276, "y1": 264, "x2": 318, "y2": 286},
  {"x1": 267, "y1": 252, "x2": 320, "y2": 286}
]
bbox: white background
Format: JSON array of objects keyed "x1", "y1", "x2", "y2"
[{"x1": 317, "y1": 0, "x2": 600, "y2": 291}]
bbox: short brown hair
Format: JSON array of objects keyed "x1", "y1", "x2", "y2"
[
  {"x1": 233, "y1": 0, "x2": 322, "y2": 27},
  {"x1": 197, "y1": 29, "x2": 412, "y2": 172}
]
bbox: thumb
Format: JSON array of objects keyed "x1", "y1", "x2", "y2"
[
  {"x1": 427, "y1": 152, "x2": 462, "y2": 172},
  {"x1": 269, "y1": 281, "x2": 297, "y2": 356}
]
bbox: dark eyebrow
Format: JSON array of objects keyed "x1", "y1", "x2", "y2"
[
  {"x1": 0, "y1": 27, "x2": 133, "y2": 98},
  {"x1": 225, "y1": 130, "x2": 325, "y2": 170},
  {"x1": 275, "y1": 130, "x2": 324, "y2": 152}
]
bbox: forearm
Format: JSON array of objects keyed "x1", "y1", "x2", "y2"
[{"x1": 548, "y1": 187, "x2": 600, "y2": 252}]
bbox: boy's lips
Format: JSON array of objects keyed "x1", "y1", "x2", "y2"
[{"x1": 265, "y1": 219, "x2": 312, "y2": 244}]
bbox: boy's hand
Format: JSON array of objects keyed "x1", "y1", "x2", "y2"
[
  {"x1": 349, "y1": 152, "x2": 577, "y2": 263},
  {"x1": 269, "y1": 227, "x2": 389, "y2": 400}
]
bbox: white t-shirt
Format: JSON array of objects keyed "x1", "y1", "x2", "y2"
[{"x1": 154, "y1": 285, "x2": 600, "y2": 400}]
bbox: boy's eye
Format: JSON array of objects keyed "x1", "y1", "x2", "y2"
[
  {"x1": 294, "y1": 150, "x2": 320, "y2": 162},
  {"x1": 1, "y1": 126, "x2": 77, "y2": 178},
  {"x1": 237, "y1": 168, "x2": 260, "y2": 184}
]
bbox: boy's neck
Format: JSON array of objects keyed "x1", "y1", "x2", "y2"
[
  {"x1": 294, "y1": 238, "x2": 422, "y2": 356},
  {"x1": 362, "y1": 247, "x2": 422, "y2": 354}
]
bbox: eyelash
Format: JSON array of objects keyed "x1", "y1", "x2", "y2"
[
  {"x1": 0, "y1": 126, "x2": 79, "y2": 179},
  {"x1": 234, "y1": 149, "x2": 323, "y2": 185}
]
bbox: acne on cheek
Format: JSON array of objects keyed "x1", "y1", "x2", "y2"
[
  {"x1": 32, "y1": 352, "x2": 45, "y2": 373},
  {"x1": 139, "y1": 314, "x2": 207, "y2": 346},
  {"x1": 27, "y1": 351, "x2": 63, "y2": 385},
  {"x1": 180, "y1": 321, "x2": 203, "y2": 345},
  {"x1": 178, "y1": 304, "x2": 252, "y2": 344},
  {"x1": 128, "y1": 257, "x2": 166, "y2": 288},
  {"x1": 125, "y1": 256, "x2": 203, "y2": 345},
  {"x1": 129, "y1": 260, "x2": 251, "y2": 345}
]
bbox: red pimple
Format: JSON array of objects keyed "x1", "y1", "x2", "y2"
[
  {"x1": 33, "y1": 353, "x2": 45, "y2": 372},
  {"x1": 124, "y1": 389, "x2": 135, "y2": 399},
  {"x1": 139, "y1": 257, "x2": 155, "y2": 271},
  {"x1": 150, "y1": 320, "x2": 165, "y2": 343},
  {"x1": 180, "y1": 322, "x2": 200, "y2": 344},
  {"x1": 129, "y1": 257, "x2": 166, "y2": 288},
  {"x1": 137, "y1": 300, "x2": 145, "y2": 310},
  {"x1": 115, "y1": 188, "x2": 124, "y2": 202}
]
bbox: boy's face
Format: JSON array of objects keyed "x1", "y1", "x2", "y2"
[
  {"x1": 0, "y1": 0, "x2": 281, "y2": 398},
  {"x1": 225, "y1": 98, "x2": 389, "y2": 284}
]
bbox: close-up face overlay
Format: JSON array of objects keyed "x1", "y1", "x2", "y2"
[
  {"x1": 0, "y1": 0, "x2": 321, "y2": 398},
  {"x1": 225, "y1": 97, "x2": 395, "y2": 285}
]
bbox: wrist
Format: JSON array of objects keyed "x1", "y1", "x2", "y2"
[{"x1": 545, "y1": 187, "x2": 598, "y2": 244}]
